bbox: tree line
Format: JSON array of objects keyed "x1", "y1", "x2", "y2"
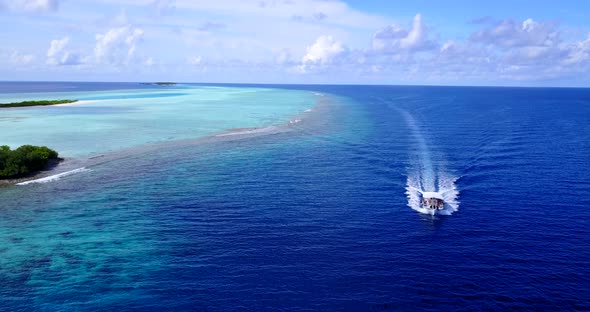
[
  {"x1": 0, "y1": 145, "x2": 60, "y2": 178},
  {"x1": 0, "y1": 99, "x2": 77, "y2": 108}
]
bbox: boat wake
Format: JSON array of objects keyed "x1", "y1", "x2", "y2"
[
  {"x1": 16, "y1": 167, "x2": 91, "y2": 186},
  {"x1": 398, "y1": 108, "x2": 460, "y2": 215},
  {"x1": 405, "y1": 175, "x2": 460, "y2": 216}
]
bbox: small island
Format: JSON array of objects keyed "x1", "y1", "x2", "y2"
[
  {"x1": 0, "y1": 145, "x2": 61, "y2": 179},
  {"x1": 140, "y1": 82, "x2": 177, "y2": 86},
  {"x1": 0, "y1": 99, "x2": 78, "y2": 108}
]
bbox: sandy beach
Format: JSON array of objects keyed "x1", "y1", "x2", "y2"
[
  {"x1": 0, "y1": 99, "x2": 100, "y2": 109},
  {"x1": 53, "y1": 100, "x2": 99, "y2": 107}
]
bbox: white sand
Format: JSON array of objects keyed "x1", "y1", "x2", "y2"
[{"x1": 52, "y1": 100, "x2": 100, "y2": 107}]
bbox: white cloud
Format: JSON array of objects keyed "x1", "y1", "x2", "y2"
[
  {"x1": 274, "y1": 48, "x2": 292, "y2": 65},
  {"x1": 186, "y1": 56, "x2": 208, "y2": 72},
  {"x1": 3, "y1": 0, "x2": 590, "y2": 85},
  {"x1": 564, "y1": 34, "x2": 590, "y2": 65},
  {"x1": 46, "y1": 37, "x2": 80, "y2": 65},
  {"x1": 144, "y1": 57, "x2": 155, "y2": 66},
  {"x1": 187, "y1": 56, "x2": 202, "y2": 65},
  {"x1": 298, "y1": 35, "x2": 348, "y2": 73},
  {"x1": 47, "y1": 37, "x2": 68, "y2": 63},
  {"x1": 455, "y1": 17, "x2": 590, "y2": 81},
  {"x1": 111, "y1": 9, "x2": 130, "y2": 27},
  {"x1": 82, "y1": 0, "x2": 391, "y2": 74},
  {"x1": 95, "y1": 26, "x2": 145, "y2": 65},
  {"x1": 302, "y1": 35, "x2": 347, "y2": 64},
  {"x1": 11, "y1": 51, "x2": 35, "y2": 65},
  {"x1": 470, "y1": 18, "x2": 559, "y2": 48},
  {"x1": 173, "y1": 0, "x2": 390, "y2": 30},
  {"x1": 4, "y1": 0, "x2": 59, "y2": 12},
  {"x1": 93, "y1": 0, "x2": 390, "y2": 30},
  {"x1": 152, "y1": 0, "x2": 175, "y2": 17},
  {"x1": 197, "y1": 21, "x2": 226, "y2": 32},
  {"x1": 437, "y1": 40, "x2": 490, "y2": 64},
  {"x1": 372, "y1": 14, "x2": 437, "y2": 54},
  {"x1": 361, "y1": 15, "x2": 590, "y2": 84},
  {"x1": 400, "y1": 14, "x2": 433, "y2": 50},
  {"x1": 358, "y1": 16, "x2": 580, "y2": 83}
]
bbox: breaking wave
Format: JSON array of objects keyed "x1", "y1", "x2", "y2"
[
  {"x1": 16, "y1": 167, "x2": 91, "y2": 186},
  {"x1": 399, "y1": 109, "x2": 460, "y2": 215}
]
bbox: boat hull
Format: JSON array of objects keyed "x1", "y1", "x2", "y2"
[{"x1": 422, "y1": 205, "x2": 444, "y2": 211}]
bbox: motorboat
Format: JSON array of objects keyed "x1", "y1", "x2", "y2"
[{"x1": 421, "y1": 192, "x2": 444, "y2": 210}]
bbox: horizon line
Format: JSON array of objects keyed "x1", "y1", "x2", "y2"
[{"x1": 1, "y1": 80, "x2": 589, "y2": 90}]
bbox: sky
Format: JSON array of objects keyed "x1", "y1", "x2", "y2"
[{"x1": 1, "y1": 0, "x2": 590, "y2": 86}]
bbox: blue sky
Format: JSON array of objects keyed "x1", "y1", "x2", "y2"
[{"x1": 1, "y1": 0, "x2": 590, "y2": 86}]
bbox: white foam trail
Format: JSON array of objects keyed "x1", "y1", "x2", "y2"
[
  {"x1": 399, "y1": 110, "x2": 435, "y2": 191},
  {"x1": 398, "y1": 108, "x2": 460, "y2": 216},
  {"x1": 16, "y1": 167, "x2": 91, "y2": 186},
  {"x1": 405, "y1": 175, "x2": 460, "y2": 216}
]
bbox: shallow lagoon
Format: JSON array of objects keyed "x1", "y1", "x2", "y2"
[{"x1": 1, "y1": 85, "x2": 315, "y2": 157}]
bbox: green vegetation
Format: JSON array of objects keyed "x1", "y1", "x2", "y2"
[
  {"x1": 0, "y1": 99, "x2": 77, "y2": 108},
  {"x1": 0, "y1": 145, "x2": 60, "y2": 179}
]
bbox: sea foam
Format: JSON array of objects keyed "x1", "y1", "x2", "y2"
[
  {"x1": 398, "y1": 107, "x2": 460, "y2": 216},
  {"x1": 16, "y1": 167, "x2": 91, "y2": 186},
  {"x1": 405, "y1": 175, "x2": 460, "y2": 216}
]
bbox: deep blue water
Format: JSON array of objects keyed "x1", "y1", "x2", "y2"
[{"x1": 1, "y1": 83, "x2": 590, "y2": 311}]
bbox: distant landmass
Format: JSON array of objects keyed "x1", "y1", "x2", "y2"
[
  {"x1": 141, "y1": 82, "x2": 178, "y2": 86},
  {"x1": 0, "y1": 99, "x2": 77, "y2": 108}
]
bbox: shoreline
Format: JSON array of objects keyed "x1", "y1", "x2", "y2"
[
  {"x1": 53, "y1": 100, "x2": 98, "y2": 107},
  {"x1": 0, "y1": 99, "x2": 77, "y2": 108},
  {"x1": 1, "y1": 91, "x2": 331, "y2": 187},
  {"x1": 0, "y1": 99, "x2": 99, "y2": 109},
  {"x1": 0, "y1": 158, "x2": 67, "y2": 187}
]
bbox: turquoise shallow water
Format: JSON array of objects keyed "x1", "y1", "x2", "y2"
[
  {"x1": 0, "y1": 82, "x2": 365, "y2": 311},
  {"x1": 1, "y1": 85, "x2": 315, "y2": 157},
  {"x1": 1, "y1": 83, "x2": 589, "y2": 311}
]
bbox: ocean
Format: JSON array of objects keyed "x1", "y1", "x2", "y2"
[{"x1": 1, "y1": 82, "x2": 589, "y2": 311}]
